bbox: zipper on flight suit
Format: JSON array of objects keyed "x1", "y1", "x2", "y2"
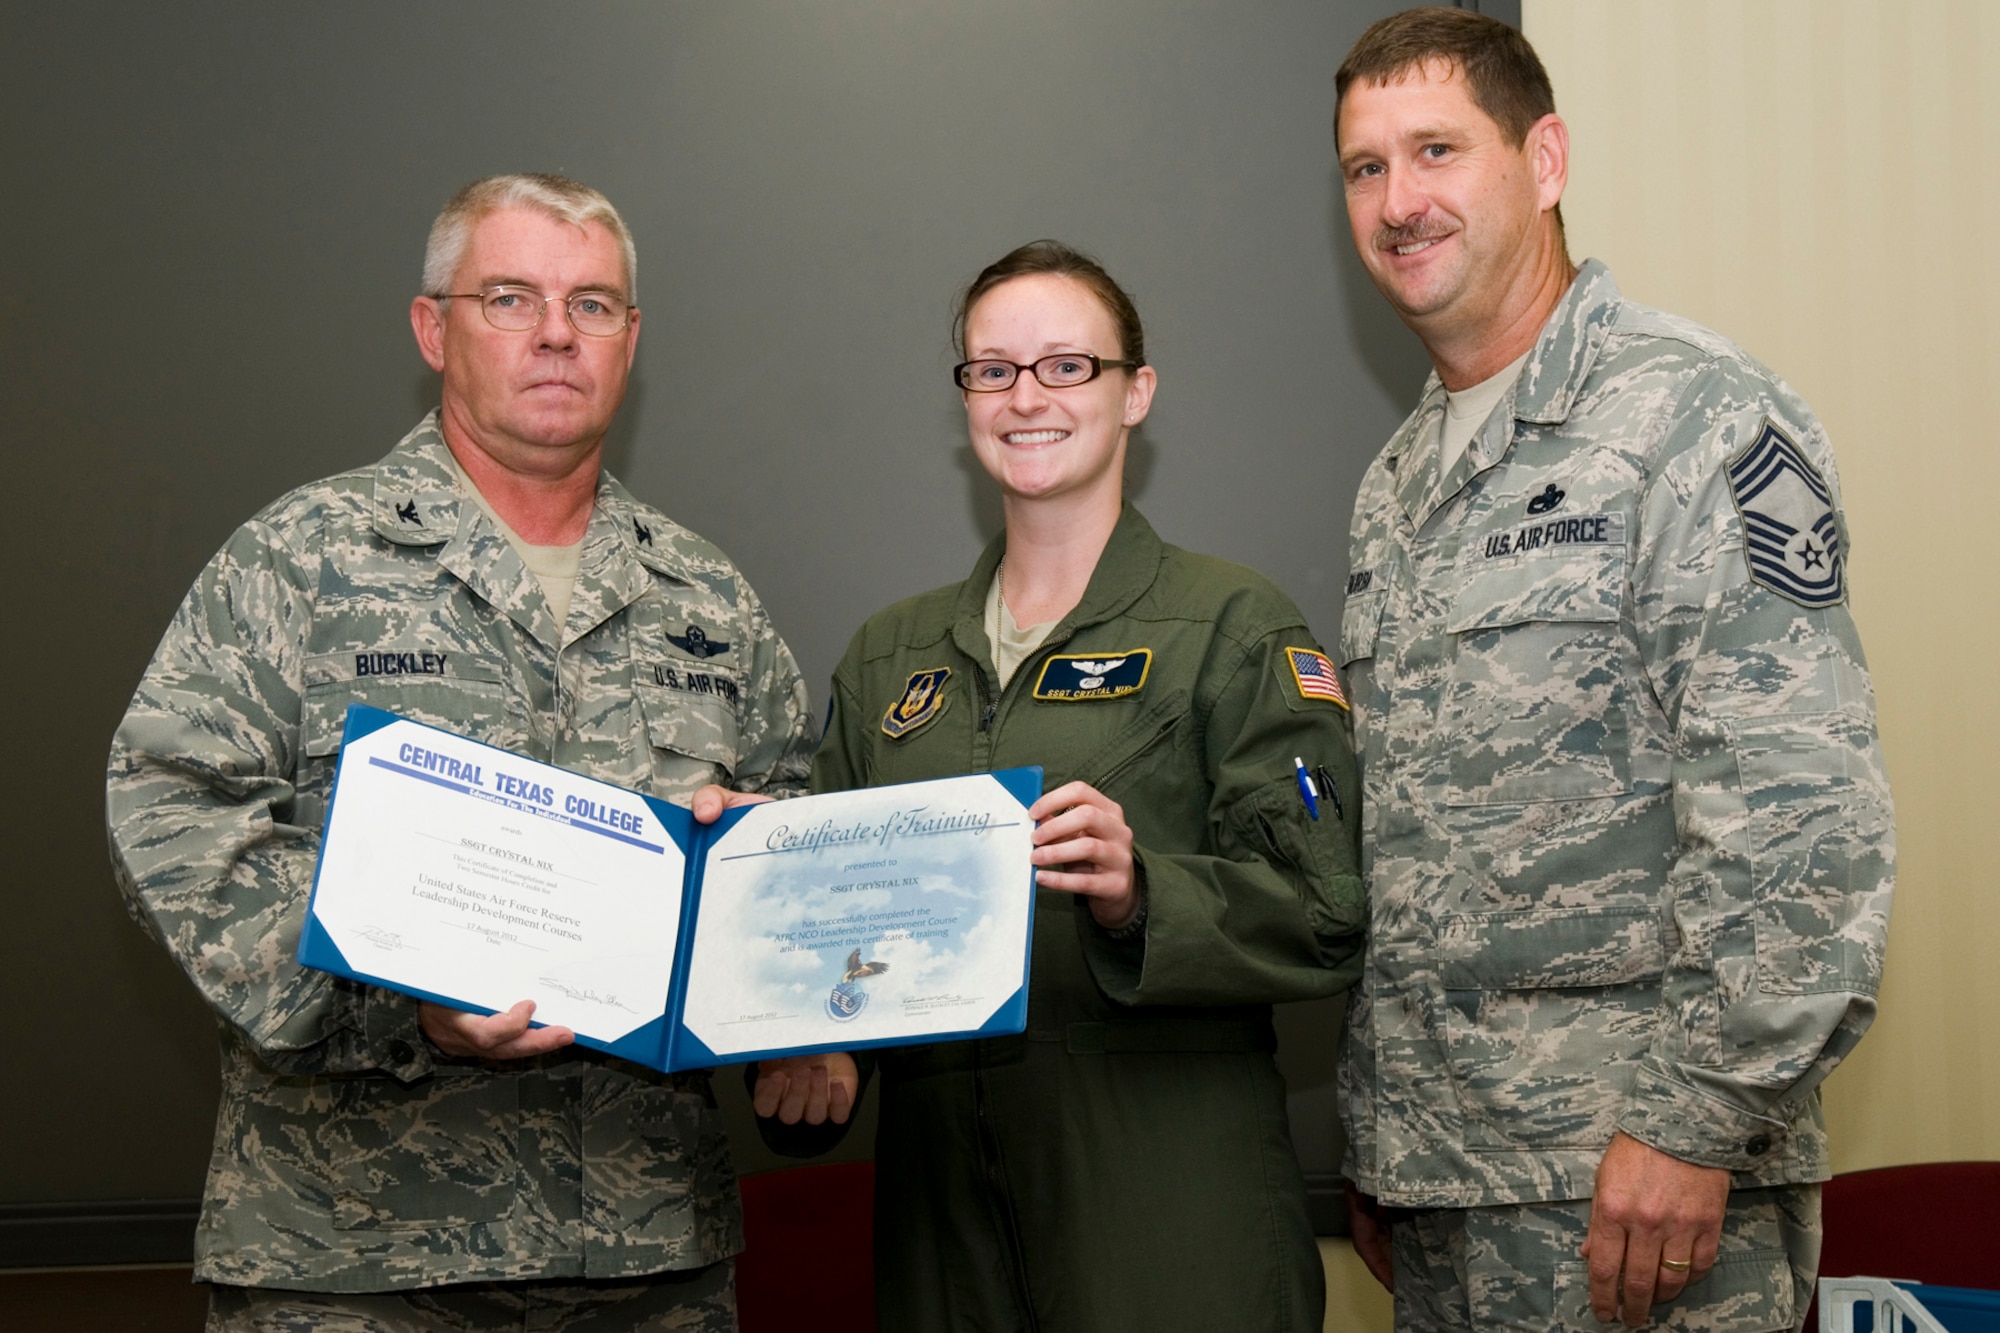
[
  {"x1": 965, "y1": 637, "x2": 1065, "y2": 1330},
  {"x1": 979, "y1": 625, "x2": 1077, "y2": 737},
  {"x1": 976, "y1": 668, "x2": 997, "y2": 733},
  {"x1": 970, "y1": 1042, "x2": 1042, "y2": 1331}
]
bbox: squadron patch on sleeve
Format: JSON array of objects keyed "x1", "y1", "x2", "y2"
[
  {"x1": 1286, "y1": 647, "x2": 1349, "y2": 709},
  {"x1": 1726, "y1": 418, "x2": 1845, "y2": 608},
  {"x1": 881, "y1": 668, "x2": 951, "y2": 738},
  {"x1": 1031, "y1": 650, "x2": 1151, "y2": 701}
]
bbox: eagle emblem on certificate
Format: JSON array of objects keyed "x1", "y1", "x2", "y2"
[{"x1": 827, "y1": 948, "x2": 890, "y2": 1021}]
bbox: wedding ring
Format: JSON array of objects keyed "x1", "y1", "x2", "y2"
[{"x1": 1660, "y1": 1257, "x2": 1694, "y2": 1273}]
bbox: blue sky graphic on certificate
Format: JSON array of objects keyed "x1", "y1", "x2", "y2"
[{"x1": 678, "y1": 775, "x2": 1035, "y2": 1059}]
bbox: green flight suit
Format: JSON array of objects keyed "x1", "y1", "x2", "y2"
[{"x1": 811, "y1": 506, "x2": 1364, "y2": 1333}]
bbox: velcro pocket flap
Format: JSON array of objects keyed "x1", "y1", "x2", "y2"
[
  {"x1": 1339, "y1": 590, "x2": 1387, "y2": 667},
  {"x1": 1447, "y1": 538, "x2": 1624, "y2": 634},
  {"x1": 636, "y1": 678, "x2": 740, "y2": 767},
  {"x1": 301, "y1": 652, "x2": 508, "y2": 758},
  {"x1": 1439, "y1": 906, "x2": 1663, "y2": 990}
]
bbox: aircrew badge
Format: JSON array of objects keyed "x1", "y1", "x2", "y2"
[
  {"x1": 1031, "y1": 650, "x2": 1151, "y2": 701},
  {"x1": 1286, "y1": 647, "x2": 1349, "y2": 709},
  {"x1": 826, "y1": 947, "x2": 888, "y2": 1021},
  {"x1": 882, "y1": 667, "x2": 950, "y2": 738},
  {"x1": 667, "y1": 624, "x2": 731, "y2": 659},
  {"x1": 1726, "y1": 418, "x2": 1845, "y2": 608}
]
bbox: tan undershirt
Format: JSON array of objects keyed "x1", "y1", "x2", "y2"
[
  {"x1": 984, "y1": 564, "x2": 1058, "y2": 690},
  {"x1": 1439, "y1": 348, "x2": 1532, "y2": 480},
  {"x1": 446, "y1": 451, "x2": 585, "y2": 631}
]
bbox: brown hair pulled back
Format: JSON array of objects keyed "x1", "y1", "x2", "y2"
[{"x1": 953, "y1": 240, "x2": 1146, "y2": 368}]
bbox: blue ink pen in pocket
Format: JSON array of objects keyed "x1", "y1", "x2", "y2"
[{"x1": 1294, "y1": 757, "x2": 1320, "y2": 820}]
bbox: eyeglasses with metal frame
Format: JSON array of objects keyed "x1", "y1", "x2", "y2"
[
  {"x1": 435, "y1": 285, "x2": 634, "y2": 337},
  {"x1": 953, "y1": 352, "x2": 1142, "y2": 393}
]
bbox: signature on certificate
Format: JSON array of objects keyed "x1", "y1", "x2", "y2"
[
  {"x1": 359, "y1": 927, "x2": 412, "y2": 952},
  {"x1": 539, "y1": 978, "x2": 636, "y2": 1012}
]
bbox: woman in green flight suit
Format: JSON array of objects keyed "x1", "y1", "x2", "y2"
[{"x1": 757, "y1": 241, "x2": 1365, "y2": 1332}]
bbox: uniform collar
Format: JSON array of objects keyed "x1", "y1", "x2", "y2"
[
  {"x1": 370, "y1": 412, "x2": 688, "y2": 648},
  {"x1": 1384, "y1": 259, "x2": 1623, "y2": 527},
  {"x1": 1510, "y1": 258, "x2": 1621, "y2": 428},
  {"x1": 949, "y1": 503, "x2": 1165, "y2": 664},
  {"x1": 370, "y1": 413, "x2": 463, "y2": 546}
]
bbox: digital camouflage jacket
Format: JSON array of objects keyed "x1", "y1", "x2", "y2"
[
  {"x1": 107, "y1": 415, "x2": 815, "y2": 1290},
  {"x1": 1336, "y1": 262, "x2": 1895, "y2": 1209}
]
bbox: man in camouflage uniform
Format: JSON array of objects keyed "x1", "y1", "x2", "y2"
[
  {"x1": 106, "y1": 174, "x2": 815, "y2": 1331},
  {"x1": 1330, "y1": 13, "x2": 1893, "y2": 1332}
]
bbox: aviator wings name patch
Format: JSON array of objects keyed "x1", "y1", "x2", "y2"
[{"x1": 1032, "y1": 650, "x2": 1152, "y2": 701}]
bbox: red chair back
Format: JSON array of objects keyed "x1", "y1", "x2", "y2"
[
  {"x1": 735, "y1": 1161, "x2": 875, "y2": 1333},
  {"x1": 1805, "y1": 1160, "x2": 2000, "y2": 1328}
]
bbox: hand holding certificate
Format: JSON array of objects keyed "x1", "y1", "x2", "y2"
[{"x1": 299, "y1": 706, "x2": 1039, "y2": 1070}]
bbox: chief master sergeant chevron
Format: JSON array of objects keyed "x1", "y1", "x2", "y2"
[
  {"x1": 1329, "y1": 11, "x2": 1893, "y2": 1332},
  {"x1": 105, "y1": 174, "x2": 816, "y2": 1330}
]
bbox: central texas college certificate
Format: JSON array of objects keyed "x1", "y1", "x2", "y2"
[{"x1": 298, "y1": 705, "x2": 1039, "y2": 1070}]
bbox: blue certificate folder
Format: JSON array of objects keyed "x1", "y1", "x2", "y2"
[{"x1": 299, "y1": 704, "x2": 1040, "y2": 1072}]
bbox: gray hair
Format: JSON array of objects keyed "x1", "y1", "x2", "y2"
[{"x1": 421, "y1": 173, "x2": 638, "y2": 302}]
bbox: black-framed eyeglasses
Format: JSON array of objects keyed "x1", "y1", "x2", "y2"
[
  {"x1": 953, "y1": 352, "x2": 1141, "y2": 393},
  {"x1": 436, "y1": 285, "x2": 634, "y2": 337}
]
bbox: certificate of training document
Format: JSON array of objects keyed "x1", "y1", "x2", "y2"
[{"x1": 299, "y1": 704, "x2": 1039, "y2": 1070}]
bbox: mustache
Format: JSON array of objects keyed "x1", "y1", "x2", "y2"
[{"x1": 1374, "y1": 219, "x2": 1457, "y2": 250}]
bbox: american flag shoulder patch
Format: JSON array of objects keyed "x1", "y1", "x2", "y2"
[{"x1": 1285, "y1": 647, "x2": 1348, "y2": 709}]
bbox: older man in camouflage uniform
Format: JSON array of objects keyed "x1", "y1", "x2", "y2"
[
  {"x1": 106, "y1": 174, "x2": 816, "y2": 1331},
  {"x1": 1330, "y1": 13, "x2": 1893, "y2": 1333}
]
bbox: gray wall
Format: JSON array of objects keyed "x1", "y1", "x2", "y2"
[{"x1": 0, "y1": 1, "x2": 1432, "y2": 1208}]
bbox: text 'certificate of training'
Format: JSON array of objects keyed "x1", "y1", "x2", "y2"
[
  {"x1": 674, "y1": 773, "x2": 1038, "y2": 1065},
  {"x1": 304, "y1": 710, "x2": 686, "y2": 1048}
]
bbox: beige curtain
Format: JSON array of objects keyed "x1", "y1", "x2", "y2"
[{"x1": 1527, "y1": 0, "x2": 2000, "y2": 1175}]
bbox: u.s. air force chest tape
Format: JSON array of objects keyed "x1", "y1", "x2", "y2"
[
  {"x1": 645, "y1": 658, "x2": 741, "y2": 706},
  {"x1": 1472, "y1": 510, "x2": 1627, "y2": 562},
  {"x1": 883, "y1": 667, "x2": 951, "y2": 738},
  {"x1": 1726, "y1": 417, "x2": 1846, "y2": 608},
  {"x1": 1032, "y1": 650, "x2": 1152, "y2": 701}
]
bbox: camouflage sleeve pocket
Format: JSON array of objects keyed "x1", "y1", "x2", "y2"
[{"x1": 1235, "y1": 776, "x2": 1365, "y2": 946}]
